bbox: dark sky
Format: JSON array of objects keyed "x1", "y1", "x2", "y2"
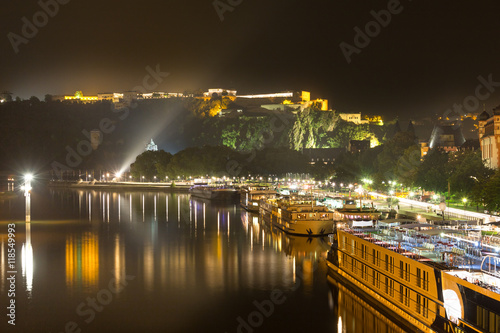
[{"x1": 1, "y1": 0, "x2": 500, "y2": 119}]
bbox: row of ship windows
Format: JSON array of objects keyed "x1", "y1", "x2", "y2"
[
  {"x1": 477, "y1": 306, "x2": 500, "y2": 333},
  {"x1": 344, "y1": 237, "x2": 430, "y2": 291},
  {"x1": 295, "y1": 213, "x2": 331, "y2": 219},
  {"x1": 341, "y1": 253, "x2": 434, "y2": 319}
]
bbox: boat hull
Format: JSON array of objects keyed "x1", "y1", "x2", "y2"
[
  {"x1": 260, "y1": 204, "x2": 334, "y2": 236},
  {"x1": 190, "y1": 188, "x2": 239, "y2": 201}
]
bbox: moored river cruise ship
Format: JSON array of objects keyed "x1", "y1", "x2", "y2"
[
  {"x1": 327, "y1": 223, "x2": 500, "y2": 333},
  {"x1": 240, "y1": 185, "x2": 277, "y2": 212},
  {"x1": 260, "y1": 197, "x2": 335, "y2": 236}
]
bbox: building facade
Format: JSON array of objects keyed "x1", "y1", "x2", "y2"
[
  {"x1": 339, "y1": 112, "x2": 369, "y2": 125},
  {"x1": 478, "y1": 109, "x2": 500, "y2": 169}
]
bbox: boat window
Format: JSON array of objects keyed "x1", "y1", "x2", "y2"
[{"x1": 423, "y1": 298, "x2": 428, "y2": 318}]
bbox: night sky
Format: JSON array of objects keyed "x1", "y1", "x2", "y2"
[{"x1": 1, "y1": 0, "x2": 500, "y2": 119}]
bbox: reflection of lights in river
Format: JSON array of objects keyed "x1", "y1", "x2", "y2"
[
  {"x1": 66, "y1": 233, "x2": 99, "y2": 290},
  {"x1": 194, "y1": 202, "x2": 197, "y2": 230},
  {"x1": 129, "y1": 194, "x2": 132, "y2": 222},
  {"x1": 118, "y1": 194, "x2": 121, "y2": 223},
  {"x1": 114, "y1": 234, "x2": 124, "y2": 289},
  {"x1": 107, "y1": 193, "x2": 110, "y2": 223},
  {"x1": 154, "y1": 194, "x2": 157, "y2": 222},
  {"x1": 88, "y1": 193, "x2": 92, "y2": 222},
  {"x1": 21, "y1": 223, "x2": 33, "y2": 297}
]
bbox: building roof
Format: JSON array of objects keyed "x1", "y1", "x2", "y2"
[
  {"x1": 479, "y1": 110, "x2": 490, "y2": 121},
  {"x1": 428, "y1": 124, "x2": 466, "y2": 149}
]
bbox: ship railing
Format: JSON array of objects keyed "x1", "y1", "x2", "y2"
[{"x1": 449, "y1": 270, "x2": 500, "y2": 294}]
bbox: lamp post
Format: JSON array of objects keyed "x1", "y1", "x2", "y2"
[
  {"x1": 462, "y1": 198, "x2": 467, "y2": 219},
  {"x1": 24, "y1": 174, "x2": 33, "y2": 222}
]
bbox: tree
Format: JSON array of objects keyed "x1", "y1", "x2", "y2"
[
  {"x1": 448, "y1": 150, "x2": 494, "y2": 199},
  {"x1": 415, "y1": 149, "x2": 449, "y2": 193},
  {"x1": 394, "y1": 145, "x2": 421, "y2": 186},
  {"x1": 376, "y1": 131, "x2": 418, "y2": 182},
  {"x1": 482, "y1": 170, "x2": 500, "y2": 212},
  {"x1": 130, "y1": 150, "x2": 172, "y2": 180},
  {"x1": 289, "y1": 107, "x2": 338, "y2": 150},
  {"x1": 29, "y1": 96, "x2": 40, "y2": 103},
  {"x1": 44, "y1": 94, "x2": 53, "y2": 103}
]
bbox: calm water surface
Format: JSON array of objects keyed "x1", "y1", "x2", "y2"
[{"x1": 0, "y1": 185, "x2": 406, "y2": 332}]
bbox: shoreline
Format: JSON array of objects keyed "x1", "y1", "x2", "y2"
[{"x1": 48, "y1": 181, "x2": 191, "y2": 192}]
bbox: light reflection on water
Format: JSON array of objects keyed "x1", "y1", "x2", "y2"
[{"x1": 0, "y1": 188, "x2": 406, "y2": 332}]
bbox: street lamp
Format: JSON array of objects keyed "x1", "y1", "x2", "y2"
[{"x1": 23, "y1": 174, "x2": 33, "y2": 222}]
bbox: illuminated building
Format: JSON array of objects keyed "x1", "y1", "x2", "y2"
[
  {"x1": 338, "y1": 112, "x2": 369, "y2": 125},
  {"x1": 203, "y1": 88, "x2": 237, "y2": 97},
  {"x1": 237, "y1": 91, "x2": 329, "y2": 113},
  {"x1": 64, "y1": 91, "x2": 98, "y2": 103},
  {"x1": 97, "y1": 92, "x2": 114, "y2": 101},
  {"x1": 421, "y1": 124, "x2": 478, "y2": 159},
  {"x1": 237, "y1": 92, "x2": 294, "y2": 99},
  {"x1": 478, "y1": 108, "x2": 500, "y2": 169}
]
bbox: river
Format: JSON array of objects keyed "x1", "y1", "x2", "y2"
[{"x1": 0, "y1": 185, "x2": 406, "y2": 332}]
